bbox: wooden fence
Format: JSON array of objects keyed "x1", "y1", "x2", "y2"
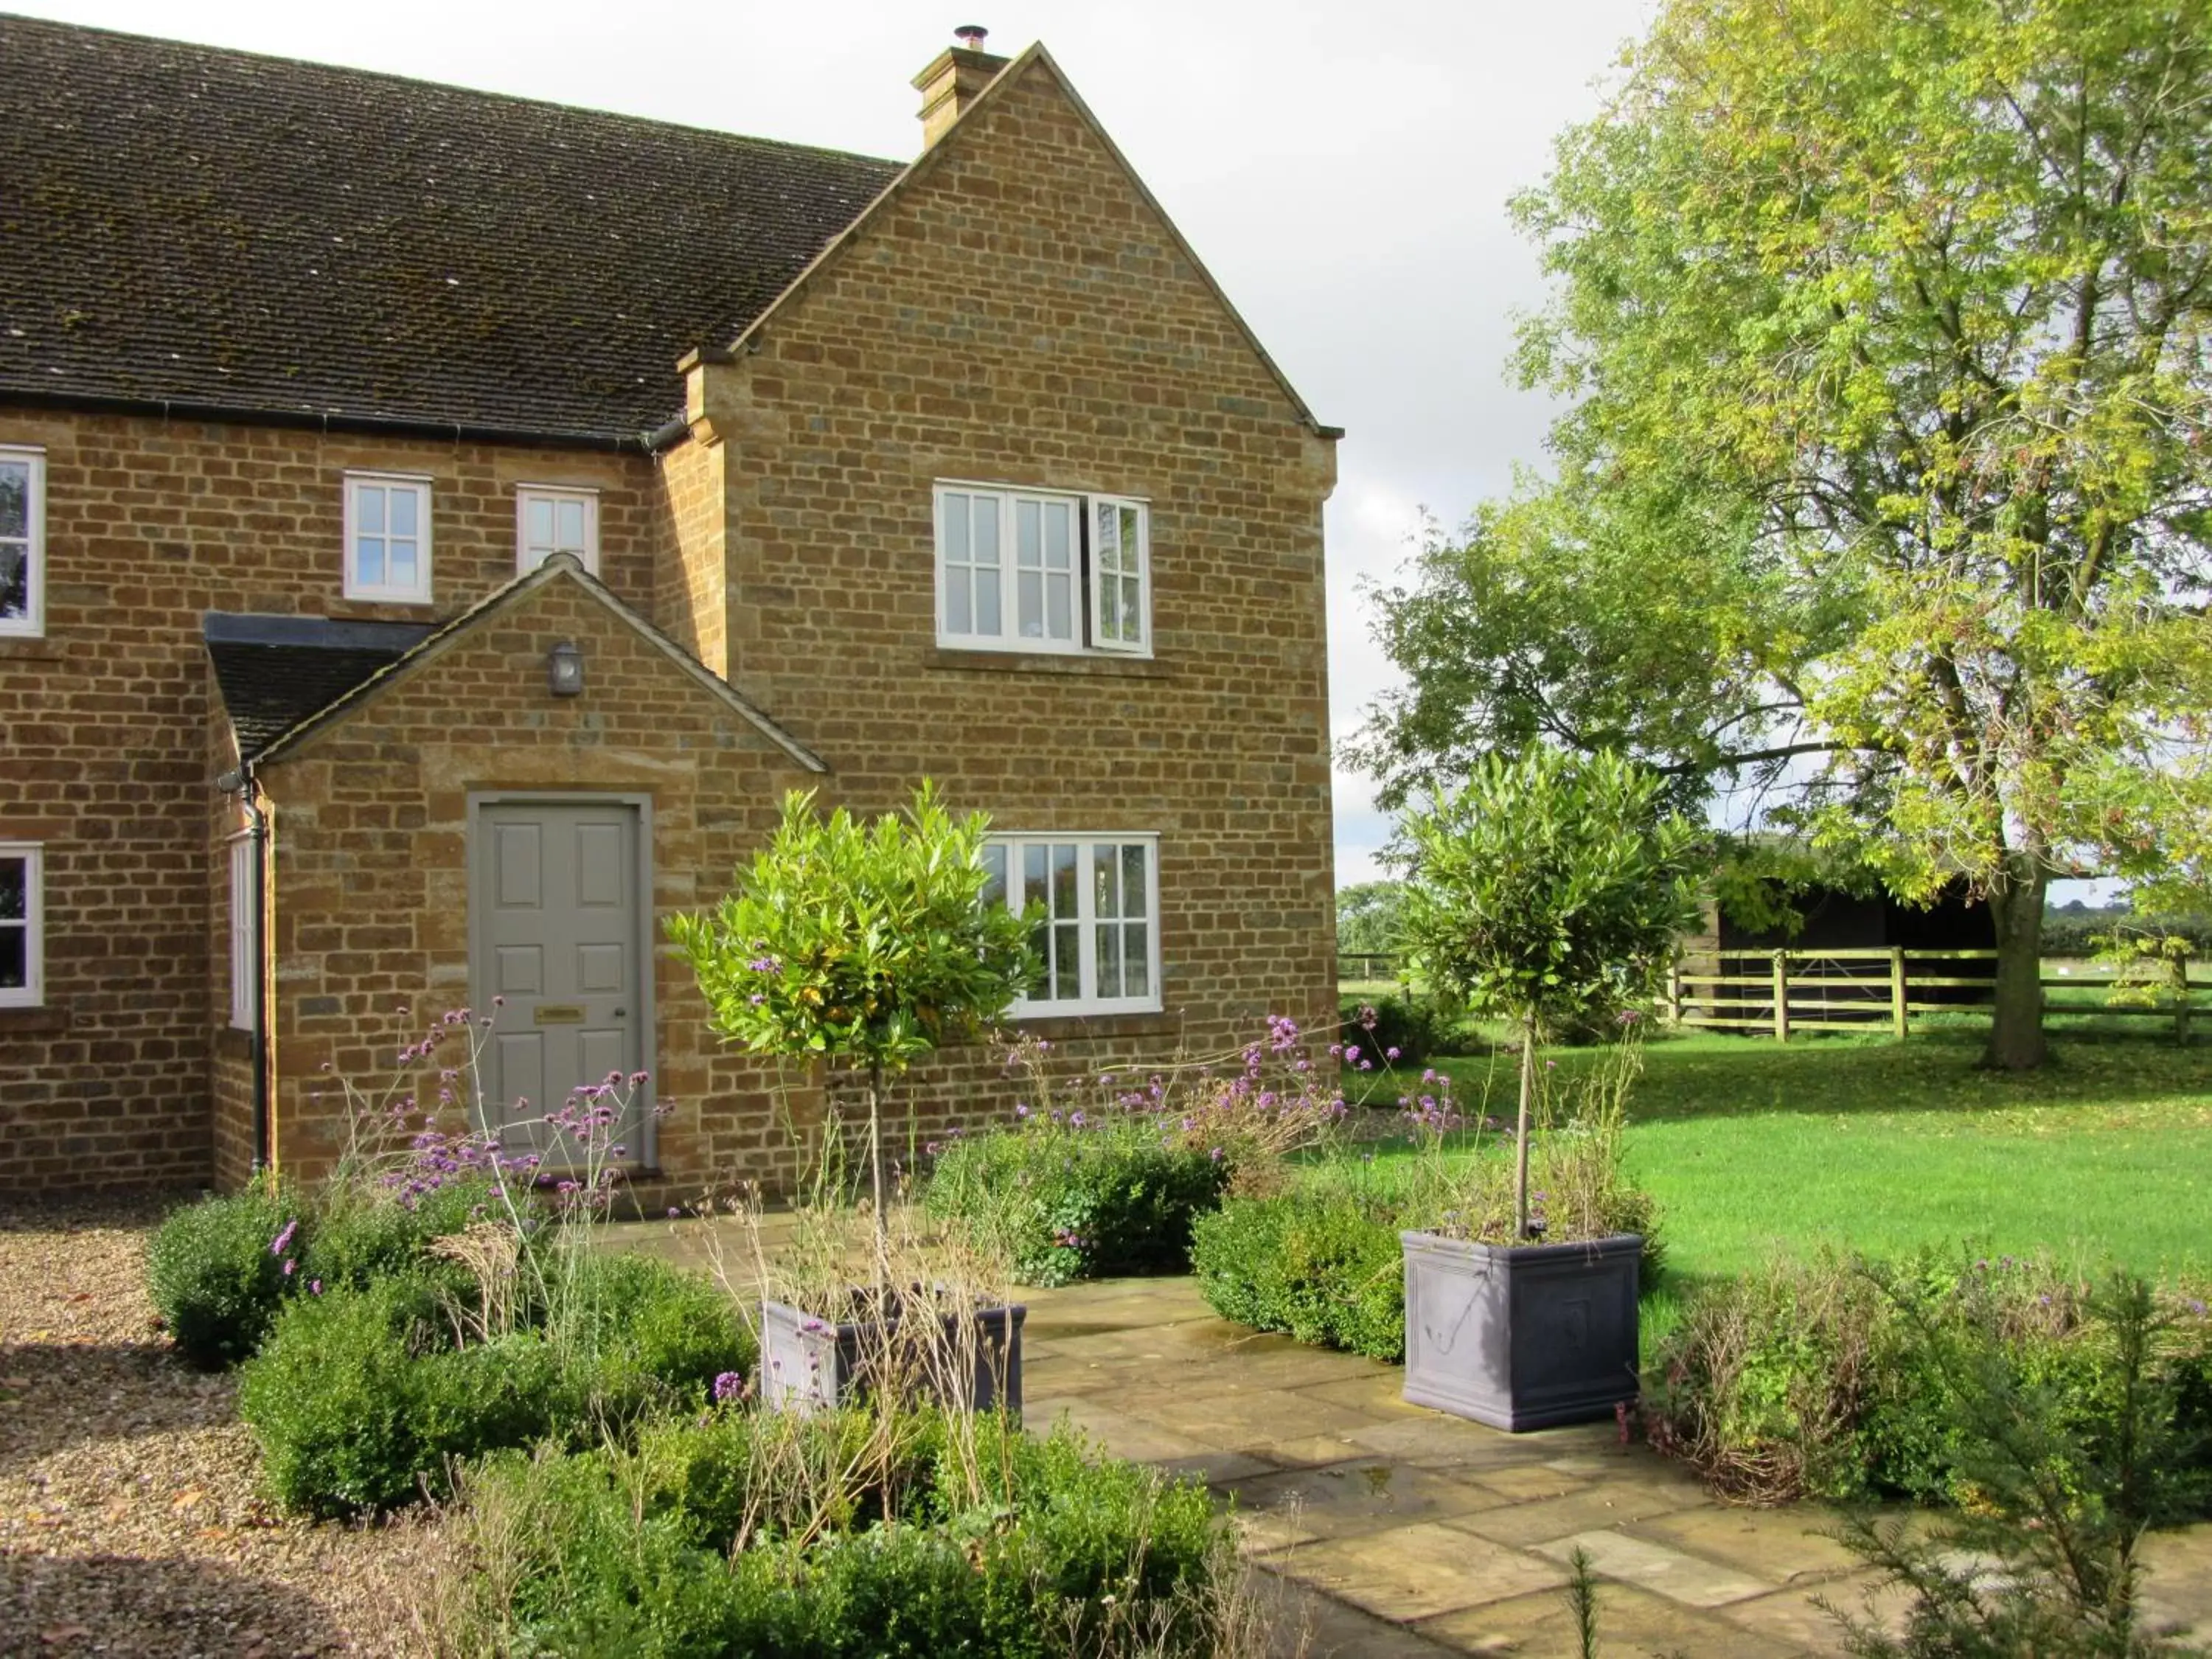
[{"x1": 1669, "y1": 947, "x2": 2202, "y2": 1043}]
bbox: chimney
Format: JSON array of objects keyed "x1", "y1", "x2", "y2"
[{"x1": 912, "y1": 24, "x2": 1009, "y2": 148}]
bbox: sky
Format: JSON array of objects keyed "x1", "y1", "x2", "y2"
[{"x1": 22, "y1": 0, "x2": 1663, "y2": 886}]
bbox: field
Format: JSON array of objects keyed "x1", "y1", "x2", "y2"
[{"x1": 1340, "y1": 1023, "x2": 2212, "y2": 1319}]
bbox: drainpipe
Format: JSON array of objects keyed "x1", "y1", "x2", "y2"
[{"x1": 217, "y1": 763, "x2": 273, "y2": 1173}]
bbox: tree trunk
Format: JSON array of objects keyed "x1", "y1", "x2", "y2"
[
  {"x1": 1514, "y1": 1016, "x2": 1537, "y2": 1239},
  {"x1": 866, "y1": 1057, "x2": 889, "y2": 1281},
  {"x1": 1983, "y1": 855, "x2": 2049, "y2": 1071}
]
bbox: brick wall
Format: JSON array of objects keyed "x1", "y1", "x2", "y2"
[
  {"x1": 0, "y1": 406, "x2": 661, "y2": 1192},
  {"x1": 253, "y1": 568, "x2": 822, "y2": 1190},
  {"x1": 684, "y1": 54, "x2": 1341, "y2": 1133}
]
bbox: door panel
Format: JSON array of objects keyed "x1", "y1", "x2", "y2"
[{"x1": 474, "y1": 801, "x2": 647, "y2": 1168}]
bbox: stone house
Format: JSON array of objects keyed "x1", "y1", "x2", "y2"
[{"x1": 0, "y1": 16, "x2": 1339, "y2": 1197}]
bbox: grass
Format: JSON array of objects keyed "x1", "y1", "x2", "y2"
[{"x1": 1338, "y1": 1026, "x2": 2212, "y2": 1318}]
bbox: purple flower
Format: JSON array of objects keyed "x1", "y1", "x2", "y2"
[
  {"x1": 309, "y1": 1279, "x2": 323, "y2": 1295},
  {"x1": 269, "y1": 1220, "x2": 299, "y2": 1258},
  {"x1": 1385, "y1": 1046, "x2": 1401, "y2": 1061},
  {"x1": 713, "y1": 1371, "x2": 745, "y2": 1403},
  {"x1": 281, "y1": 1258, "x2": 296, "y2": 1277}
]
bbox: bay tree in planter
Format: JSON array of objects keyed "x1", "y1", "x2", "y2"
[
  {"x1": 1398, "y1": 748, "x2": 1700, "y2": 1429},
  {"x1": 668, "y1": 782, "x2": 1034, "y2": 1412}
]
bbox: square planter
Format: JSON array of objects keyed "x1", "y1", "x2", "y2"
[
  {"x1": 1399, "y1": 1230, "x2": 1641, "y2": 1431},
  {"x1": 760, "y1": 1290, "x2": 1026, "y2": 1417}
]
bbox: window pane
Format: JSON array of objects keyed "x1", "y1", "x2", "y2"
[
  {"x1": 389, "y1": 542, "x2": 417, "y2": 587},
  {"x1": 0, "y1": 857, "x2": 22, "y2": 922},
  {"x1": 1124, "y1": 924, "x2": 1150, "y2": 998},
  {"x1": 0, "y1": 926, "x2": 22, "y2": 990},
  {"x1": 1097, "y1": 576, "x2": 1121, "y2": 641},
  {"x1": 1092, "y1": 844, "x2": 1119, "y2": 919},
  {"x1": 0, "y1": 548, "x2": 24, "y2": 620},
  {"x1": 1028, "y1": 919, "x2": 1052, "y2": 1000},
  {"x1": 1096, "y1": 925, "x2": 1122, "y2": 999},
  {"x1": 555, "y1": 500, "x2": 585, "y2": 548},
  {"x1": 356, "y1": 537, "x2": 386, "y2": 585},
  {"x1": 1018, "y1": 568, "x2": 1043, "y2": 636},
  {"x1": 526, "y1": 498, "x2": 554, "y2": 547},
  {"x1": 1121, "y1": 575, "x2": 1144, "y2": 642},
  {"x1": 1023, "y1": 844, "x2": 1048, "y2": 911},
  {"x1": 1122, "y1": 844, "x2": 1148, "y2": 916},
  {"x1": 980, "y1": 844, "x2": 1007, "y2": 909},
  {"x1": 972, "y1": 498, "x2": 1000, "y2": 568},
  {"x1": 1051, "y1": 844, "x2": 1077, "y2": 919},
  {"x1": 1015, "y1": 498, "x2": 1041, "y2": 568},
  {"x1": 1044, "y1": 501, "x2": 1071, "y2": 570},
  {"x1": 0, "y1": 462, "x2": 26, "y2": 540},
  {"x1": 389, "y1": 487, "x2": 418, "y2": 536},
  {"x1": 945, "y1": 563, "x2": 972, "y2": 634},
  {"x1": 1053, "y1": 924, "x2": 1081, "y2": 999},
  {"x1": 943, "y1": 493, "x2": 970, "y2": 563},
  {"x1": 975, "y1": 568, "x2": 1001, "y2": 635},
  {"x1": 1046, "y1": 568, "x2": 1071, "y2": 639},
  {"x1": 356, "y1": 486, "x2": 385, "y2": 534}
]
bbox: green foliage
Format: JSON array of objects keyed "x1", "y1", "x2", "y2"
[
  {"x1": 145, "y1": 1176, "x2": 497, "y2": 1370},
  {"x1": 925, "y1": 1119, "x2": 1229, "y2": 1288},
  {"x1": 1340, "y1": 992, "x2": 1451, "y2": 1066},
  {"x1": 1831, "y1": 1273, "x2": 2212, "y2": 1657},
  {"x1": 145, "y1": 1183, "x2": 295, "y2": 1369},
  {"x1": 240, "y1": 1274, "x2": 564, "y2": 1517},
  {"x1": 1335, "y1": 880, "x2": 1407, "y2": 956},
  {"x1": 1642, "y1": 1254, "x2": 2212, "y2": 1517},
  {"x1": 1189, "y1": 1189, "x2": 1410, "y2": 1363},
  {"x1": 548, "y1": 1249, "x2": 756, "y2": 1423},
  {"x1": 454, "y1": 1411, "x2": 1228, "y2": 1658},
  {"x1": 1400, "y1": 748, "x2": 1702, "y2": 1041},
  {"x1": 1358, "y1": 0, "x2": 2212, "y2": 1065},
  {"x1": 667, "y1": 782, "x2": 1031, "y2": 1074}
]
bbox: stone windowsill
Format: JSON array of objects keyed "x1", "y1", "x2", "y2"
[
  {"x1": 0, "y1": 636, "x2": 66, "y2": 664},
  {"x1": 1005, "y1": 1010, "x2": 1180, "y2": 1041},
  {"x1": 921, "y1": 646, "x2": 1172, "y2": 681}
]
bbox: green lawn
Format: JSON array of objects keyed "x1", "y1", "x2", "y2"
[{"x1": 1349, "y1": 1028, "x2": 2212, "y2": 1287}]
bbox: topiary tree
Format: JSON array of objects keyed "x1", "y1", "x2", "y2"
[
  {"x1": 667, "y1": 782, "x2": 1032, "y2": 1256},
  {"x1": 1400, "y1": 748, "x2": 1702, "y2": 1239}
]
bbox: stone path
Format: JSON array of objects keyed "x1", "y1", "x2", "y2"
[{"x1": 621, "y1": 1222, "x2": 2212, "y2": 1658}]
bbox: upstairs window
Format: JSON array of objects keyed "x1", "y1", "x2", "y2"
[
  {"x1": 0, "y1": 446, "x2": 44, "y2": 637},
  {"x1": 0, "y1": 844, "x2": 42, "y2": 1008},
  {"x1": 936, "y1": 484, "x2": 1150, "y2": 655},
  {"x1": 516, "y1": 485, "x2": 599, "y2": 576},
  {"x1": 344, "y1": 473, "x2": 433, "y2": 602},
  {"x1": 981, "y1": 834, "x2": 1160, "y2": 1016}
]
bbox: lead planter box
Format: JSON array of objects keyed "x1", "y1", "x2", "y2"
[
  {"x1": 1399, "y1": 1231, "x2": 1641, "y2": 1431},
  {"x1": 760, "y1": 1292, "x2": 1026, "y2": 1417}
]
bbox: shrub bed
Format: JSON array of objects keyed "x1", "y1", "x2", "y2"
[
  {"x1": 1641, "y1": 1253, "x2": 2212, "y2": 1509},
  {"x1": 239, "y1": 1249, "x2": 754, "y2": 1517},
  {"x1": 446, "y1": 1406, "x2": 1231, "y2": 1657},
  {"x1": 925, "y1": 1119, "x2": 1228, "y2": 1288},
  {"x1": 1189, "y1": 1187, "x2": 1411, "y2": 1362},
  {"x1": 145, "y1": 1175, "x2": 497, "y2": 1368}
]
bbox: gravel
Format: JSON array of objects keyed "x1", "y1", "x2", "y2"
[{"x1": 1, "y1": 1195, "x2": 456, "y2": 1657}]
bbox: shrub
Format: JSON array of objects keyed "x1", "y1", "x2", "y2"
[
  {"x1": 1339, "y1": 993, "x2": 1443, "y2": 1067},
  {"x1": 926, "y1": 1118, "x2": 1229, "y2": 1287},
  {"x1": 550, "y1": 1249, "x2": 757, "y2": 1422},
  {"x1": 146, "y1": 1183, "x2": 295, "y2": 1368},
  {"x1": 1190, "y1": 1189, "x2": 1408, "y2": 1362},
  {"x1": 146, "y1": 1175, "x2": 501, "y2": 1370},
  {"x1": 240, "y1": 1273, "x2": 564, "y2": 1517},
  {"x1": 451, "y1": 1408, "x2": 1228, "y2": 1658},
  {"x1": 1641, "y1": 1253, "x2": 2212, "y2": 1511}
]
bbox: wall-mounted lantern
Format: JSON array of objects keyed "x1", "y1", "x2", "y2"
[{"x1": 546, "y1": 639, "x2": 584, "y2": 698}]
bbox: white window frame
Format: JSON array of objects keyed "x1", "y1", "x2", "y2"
[
  {"x1": 933, "y1": 481, "x2": 1152, "y2": 658},
  {"x1": 227, "y1": 835, "x2": 258, "y2": 1032},
  {"x1": 0, "y1": 842, "x2": 44, "y2": 1009},
  {"x1": 342, "y1": 472, "x2": 434, "y2": 602},
  {"x1": 0, "y1": 445, "x2": 46, "y2": 639},
  {"x1": 984, "y1": 832, "x2": 1162, "y2": 1017},
  {"x1": 515, "y1": 484, "x2": 600, "y2": 577}
]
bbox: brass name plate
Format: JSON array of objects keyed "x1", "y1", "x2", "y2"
[{"x1": 534, "y1": 1004, "x2": 586, "y2": 1025}]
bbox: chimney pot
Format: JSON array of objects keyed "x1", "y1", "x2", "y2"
[{"x1": 912, "y1": 26, "x2": 1010, "y2": 149}]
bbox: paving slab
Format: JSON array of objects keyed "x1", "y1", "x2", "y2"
[
  {"x1": 1719, "y1": 1569, "x2": 1910, "y2": 1655},
  {"x1": 1445, "y1": 1483, "x2": 1710, "y2": 1549},
  {"x1": 1418, "y1": 1581, "x2": 1810, "y2": 1658},
  {"x1": 1267, "y1": 1520, "x2": 1571, "y2": 1622},
  {"x1": 1225, "y1": 1458, "x2": 1518, "y2": 1551},
  {"x1": 1531, "y1": 1528, "x2": 1775, "y2": 1607},
  {"x1": 1624, "y1": 1503, "x2": 1863, "y2": 1585}
]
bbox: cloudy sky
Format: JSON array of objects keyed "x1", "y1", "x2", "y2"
[{"x1": 25, "y1": 0, "x2": 1661, "y2": 883}]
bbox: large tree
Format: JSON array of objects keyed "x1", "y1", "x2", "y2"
[{"x1": 1359, "y1": 0, "x2": 2212, "y2": 1068}]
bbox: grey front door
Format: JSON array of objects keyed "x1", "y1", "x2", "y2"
[{"x1": 472, "y1": 800, "x2": 646, "y2": 1168}]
